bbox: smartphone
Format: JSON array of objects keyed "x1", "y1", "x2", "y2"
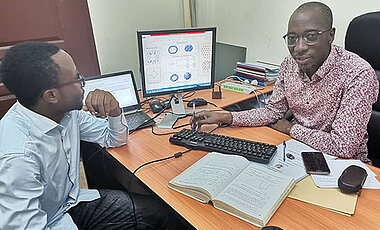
[{"x1": 301, "y1": 152, "x2": 330, "y2": 175}]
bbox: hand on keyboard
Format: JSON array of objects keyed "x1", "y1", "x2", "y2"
[{"x1": 190, "y1": 111, "x2": 232, "y2": 130}]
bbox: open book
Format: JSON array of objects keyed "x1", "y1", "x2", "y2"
[{"x1": 168, "y1": 152, "x2": 295, "y2": 227}]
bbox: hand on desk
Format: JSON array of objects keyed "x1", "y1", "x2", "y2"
[
  {"x1": 83, "y1": 89, "x2": 121, "y2": 118},
  {"x1": 190, "y1": 111, "x2": 233, "y2": 130},
  {"x1": 269, "y1": 118, "x2": 295, "y2": 135}
]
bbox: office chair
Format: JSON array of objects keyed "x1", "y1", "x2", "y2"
[{"x1": 345, "y1": 11, "x2": 380, "y2": 167}]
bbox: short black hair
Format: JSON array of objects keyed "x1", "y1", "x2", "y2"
[
  {"x1": 0, "y1": 41, "x2": 60, "y2": 108},
  {"x1": 296, "y1": 1, "x2": 333, "y2": 29}
]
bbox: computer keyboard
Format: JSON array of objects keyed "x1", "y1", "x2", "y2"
[{"x1": 169, "y1": 128, "x2": 277, "y2": 164}]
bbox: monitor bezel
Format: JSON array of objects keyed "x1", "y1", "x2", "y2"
[{"x1": 137, "y1": 27, "x2": 216, "y2": 98}]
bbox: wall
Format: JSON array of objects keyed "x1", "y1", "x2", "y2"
[
  {"x1": 196, "y1": 0, "x2": 380, "y2": 65},
  {"x1": 87, "y1": 0, "x2": 184, "y2": 87},
  {"x1": 88, "y1": 0, "x2": 380, "y2": 86}
]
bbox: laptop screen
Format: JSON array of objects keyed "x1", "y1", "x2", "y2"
[{"x1": 83, "y1": 71, "x2": 140, "y2": 111}]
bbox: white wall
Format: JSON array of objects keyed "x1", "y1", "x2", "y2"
[
  {"x1": 87, "y1": 0, "x2": 380, "y2": 87},
  {"x1": 87, "y1": 0, "x2": 185, "y2": 87},
  {"x1": 196, "y1": 0, "x2": 380, "y2": 65}
]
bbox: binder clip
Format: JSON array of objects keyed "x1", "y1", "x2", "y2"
[{"x1": 212, "y1": 84, "x2": 222, "y2": 99}]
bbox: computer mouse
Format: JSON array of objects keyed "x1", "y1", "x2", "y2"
[
  {"x1": 149, "y1": 100, "x2": 164, "y2": 113},
  {"x1": 261, "y1": 226, "x2": 283, "y2": 230},
  {"x1": 187, "y1": 98, "x2": 208, "y2": 107}
]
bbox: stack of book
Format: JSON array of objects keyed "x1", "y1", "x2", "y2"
[{"x1": 233, "y1": 61, "x2": 279, "y2": 86}]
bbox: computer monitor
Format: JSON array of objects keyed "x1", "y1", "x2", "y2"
[{"x1": 137, "y1": 27, "x2": 216, "y2": 128}]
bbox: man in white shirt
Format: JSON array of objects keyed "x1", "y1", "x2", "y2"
[{"x1": 0, "y1": 42, "x2": 179, "y2": 229}]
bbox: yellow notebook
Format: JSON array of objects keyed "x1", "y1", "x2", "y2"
[{"x1": 288, "y1": 176, "x2": 357, "y2": 216}]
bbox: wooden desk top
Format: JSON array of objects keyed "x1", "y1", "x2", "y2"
[
  {"x1": 108, "y1": 85, "x2": 380, "y2": 229},
  {"x1": 108, "y1": 122, "x2": 380, "y2": 229}
]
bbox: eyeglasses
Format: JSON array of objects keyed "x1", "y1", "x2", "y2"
[
  {"x1": 283, "y1": 29, "x2": 331, "y2": 47},
  {"x1": 56, "y1": 72, "x2": 85, "y2": 88}
]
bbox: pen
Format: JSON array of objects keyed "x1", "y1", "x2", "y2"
[
  {"x1": 283, "y1": 141, "x2": 286, "y2": 162},
  {"x1": 192, "y1": 103, "x2": 197, "y2": 131}
]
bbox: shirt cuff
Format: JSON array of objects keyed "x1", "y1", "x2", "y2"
[
  {"x1": 108, "y1": 110, "x2": 128, "y2": 131},
  {"x1": 230, "y1": 112, "x2": 237, "y2": 125}
]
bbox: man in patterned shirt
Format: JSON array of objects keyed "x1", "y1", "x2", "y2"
[{"x1": 193, "y1": 2, "x2": 378, "y2": 163}]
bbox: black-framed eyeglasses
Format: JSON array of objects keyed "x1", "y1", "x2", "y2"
[
  {"x1": 283, "y1": 29, "x2": 331, "y2": 47},
  {"x1": 56, "y1": 72, "x2": 85, "y2": 88}
]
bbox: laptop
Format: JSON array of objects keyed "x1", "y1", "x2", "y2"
[{"x1": 83, "y1": 71, "x2": 155, "y2": 132}]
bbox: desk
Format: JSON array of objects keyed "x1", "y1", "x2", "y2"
[
  {"x1": 138, "y1": 81, "x2": 274, "y2": 109},
  {"x1": 107, "y1": 86, "x2": 380, "y2": 229}
]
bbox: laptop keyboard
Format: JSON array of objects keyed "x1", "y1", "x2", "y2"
[{"x1": 125, "y1": 113, "x2": 147, "y2": 124}]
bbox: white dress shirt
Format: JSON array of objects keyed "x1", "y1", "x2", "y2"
[{"x1": 0, "y1": 101, "x2": 128, "y2": 229}]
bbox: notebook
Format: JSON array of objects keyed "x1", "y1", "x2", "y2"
[{"x1": 83, "y1": 71, "x2": 155, "y2": 132}]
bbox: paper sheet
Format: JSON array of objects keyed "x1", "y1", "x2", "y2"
[
  {"x1": 288, "y1": 176, "x2": 357, "y2": 215},
  {"x1": 251, "y1": 139, "x2": 336, "y2": 182},
  {"x1": 310, "y1": 160, "x2": 380, "y2": 189}
]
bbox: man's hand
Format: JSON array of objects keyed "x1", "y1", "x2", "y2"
[
  {"x1": 83, "y1": 89, "x2": 121, "y2": 118},
  {"x1": 190, "y1": 111, "x2": 233, "y2": 130},
  {"x1": 269, "y1": 118, "x2": 295, "y2": 135}
]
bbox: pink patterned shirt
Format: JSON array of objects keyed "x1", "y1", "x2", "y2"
[{"x1": 232, "y1": 45, "x2": 379, "y2": 163}]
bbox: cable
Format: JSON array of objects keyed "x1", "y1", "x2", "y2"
[
  {"x1": 183, "y1": 91, "x2": 196, "y2": 98},
  {"x1": 172, "y1": 123, "x2": 190, "y2": 130},
  {"x1": 182, "y1": 98, "x2": 217, "y2": 108},
  {"x1": 150, "y1": 123, "x2": 190, "y2": 136},
  {"x1": 83, "y1": 146, "x2": 106, "y2": 174},
  {"x1": 128, "y1": 148, "x2": 192, "y2": 229},
  {"x1": 207, "y1": 101, "x2": 218, "y2": 107},
  {"x1": 252, "y1": 89, "x2": 261, "y2": 108},
  {"x1": 140, "y1": 96, "x2": 156, "y2": 105},
  {"x1": 97, "y1": 147, "x2": 141, "y2": 230},
  {"x1": 172, "y1": 91, "x2": 196, "y2": 100},
  {"x1": 225, "y1": 75, "x2": 245, "y2": 82},
  {"x1": 133, "y1": 149, "x2": 192, "y2": 175},
  {"x1": 208, "y1": 123, "x2": 230, "y2": 133},
  {"x1": 255, "y1": 89, "x2": 270, "y2": 107},
  {"x1": 128, "y1": 121, "x2": 227, "y2": 228}
]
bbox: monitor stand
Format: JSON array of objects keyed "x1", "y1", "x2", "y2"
[{"x1": 157, "y1": 93, "x2": 207, "y2": 129}]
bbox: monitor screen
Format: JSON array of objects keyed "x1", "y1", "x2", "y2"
[{"x1": 137, "y1": 27, "x2": 216, "y2": 98}]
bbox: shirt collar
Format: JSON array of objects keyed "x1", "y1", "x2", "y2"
[
  {"x1": 14, "y1": 101, "x2": 60, "y2": 133},
  {"x1": 313, "y1": 44, "x2": 337, "y2": 81},
  {"x1": 298, "y1": 44, "x2": 337, "y2": 82}
]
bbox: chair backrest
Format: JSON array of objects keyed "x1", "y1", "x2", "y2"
[
  {"x1": 345, "y1": 12, "x2": 380, "y2": 166},
  {"x1": 345, "y1": 12, "x2": 380, "y2": 70}
]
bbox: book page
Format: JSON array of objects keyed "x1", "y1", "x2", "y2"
[
  {"x1": 169, "y1": 152, "x2": 249, "y2": 200},
  {"x1": 213, "y1": 163, "x2": 294, "y2": 227}
]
